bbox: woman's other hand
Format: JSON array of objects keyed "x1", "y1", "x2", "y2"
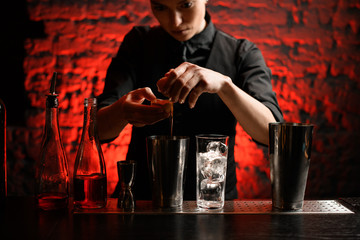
[
  {"x1": 119, "y1": 87, "x2": 171, "y2": 127},
  {"x1": 157, "y1": 62, "x2": 231, "y2": 108}
]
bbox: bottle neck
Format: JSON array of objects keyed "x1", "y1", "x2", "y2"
[
  {"x1": 82, "y1": 98, "x2": 97, "y2": 140},
  {"x1": 44, "y1": 95, "x2": 60, "y2": 137}
]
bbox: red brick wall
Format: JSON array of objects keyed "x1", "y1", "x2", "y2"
[{"x1": 6, "y1": 0, "x2": 360, "y2": 198}]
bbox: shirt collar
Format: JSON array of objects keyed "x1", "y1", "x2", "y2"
[
  {"x1": 161, "y1": 12, "x2": 216, "y2": 55},
  {"x1": 182, "y1": 12, "x2": 215, "y2": 55}
]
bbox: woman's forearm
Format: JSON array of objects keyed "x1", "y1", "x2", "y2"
[
  {"x1": 218, "y1": 78, "x2": 276, "y2": 145},
  {"x1": 97, "y1": 101, "x2": 128, "y2": 141}
]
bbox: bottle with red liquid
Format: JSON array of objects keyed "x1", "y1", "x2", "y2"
[
  {"x1": 36, "y1": 72, "x2": 69, "y2": 210},
  {"x1": 73, "y1": 98, "x2": 107, "y2": 209},
  {"x1": 0, "y1": 98, "x2": 7, "y2": 206}
]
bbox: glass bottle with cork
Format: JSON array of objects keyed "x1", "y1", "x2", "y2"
[{"x1": 36, "y1": 72, "x2": 69, "y2": 210}]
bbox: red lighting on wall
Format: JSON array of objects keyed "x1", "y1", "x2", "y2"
[{"x1": 5, "y1": 0, "x2": 360, "y2": 199}]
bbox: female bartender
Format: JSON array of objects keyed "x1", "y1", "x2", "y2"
[{"x1": 96, "y1": 0, "x2": 283, "y2": 200}]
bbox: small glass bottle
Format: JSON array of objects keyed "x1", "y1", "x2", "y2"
[
  {"x1": 0, "y1": 98, "x2": 7, "y2": 205},
  {"x1": 36, "y1": 73, "x2": 69, "y2": 210},
  {"x1": 73, "y1": 98, "x2": 107, "y2": 209}
]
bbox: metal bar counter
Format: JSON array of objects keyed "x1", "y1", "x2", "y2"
[
  {"x1": 1, "y1": 197, "x2": 360, "y2": 240},
  {"x1": 74, "y1": 199, "x2": 354, "y2": 215}
]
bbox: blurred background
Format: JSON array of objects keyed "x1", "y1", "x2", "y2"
[{"x1": 1, "y1": 0, "x2": 359, "y2": 199}]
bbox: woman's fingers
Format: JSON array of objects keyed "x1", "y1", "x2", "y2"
[
  {"x1": 157, "y1": 64, "x2": 189, "y2": 98},
  {"x1": 128, "y1": 87, "x2": 157, "y2": 103},
  {"x1": 187, "y1": 81, "x2": 206, "y2": 108},
  {"x1": 123, "y1": 87, "x2": 170, "y2": 126},
  {"x1": 168, "y1": 68, "x2": 195, "y2": 103},
  {"x1": 156, "y1": 63, "x2": 229, "y2": 108}
]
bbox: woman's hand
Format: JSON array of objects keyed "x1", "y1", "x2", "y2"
[
  {"x1": 119, "y1": 87, "x2": 171, "y2": 127},
  {"x1": 97, "y1": 87, "x2": 170, "y2": 140},
  {"x1": 157, "y1": 62, "x2": 231, "y2": 108}
]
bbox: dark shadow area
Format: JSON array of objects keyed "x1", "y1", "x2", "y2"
[{"x1": 1, "y1": 0, "x2": 46, "y2": 126}]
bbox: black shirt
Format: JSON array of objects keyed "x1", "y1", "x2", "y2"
[{"x1": 98, "y1": 13, "x2": 283, "y2": 200}]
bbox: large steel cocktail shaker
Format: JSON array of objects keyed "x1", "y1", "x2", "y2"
[
  {"x1": 146, "y1": 136, "x2": 189, "y2": 209},
  {"x1": 269, "y1": 122, "x2": 314, "y2": 211}
]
